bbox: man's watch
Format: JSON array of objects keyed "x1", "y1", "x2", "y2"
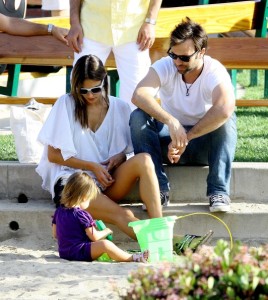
[
  {"x1": 145, "y1": 18, "x2": 156, "y2": 25},
  {"x1": 47, "y1": 24, "x2": 54, "y2": 34}
]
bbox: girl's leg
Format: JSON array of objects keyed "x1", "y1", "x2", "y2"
[
  {"x1": 91, "y1": 240, "x2": 149, "y2": 263},
  {"x1": 105, "y1": 153, "x2": 162, "y2": 219},
  {"x1": 86, "y1": 193, "x2": 138, "y2": 240}
]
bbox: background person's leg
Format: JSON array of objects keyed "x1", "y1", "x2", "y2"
[{"x1": 113, "y1": 42, "x2": 151, "y2": 110}]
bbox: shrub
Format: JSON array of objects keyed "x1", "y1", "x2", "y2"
[{"x1": 120, "y1": 240, "x2": 268, "y2": 299}]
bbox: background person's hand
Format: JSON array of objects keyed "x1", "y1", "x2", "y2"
[
  {"x1": 52, "y1": 26, "x2": 69, "y2": 45},
  {"x1": 66, "y1": 23, "x2": 83, "y2": 53},
  {"x1": 136, "y1": 23, "x2": 155, "y2": 51}
]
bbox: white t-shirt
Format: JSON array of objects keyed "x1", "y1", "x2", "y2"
[
  {"x1": 152, "y1": 55, "x2": 234, "y2": 126},
  {"x1": 36, "y1": 94, "x2": 133, "y2": 197},
  {"x1": 42, "y1": 0, "x2": 69, "y2": 10}
]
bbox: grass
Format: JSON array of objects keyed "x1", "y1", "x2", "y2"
[
  {"x1": 235, "y1": 70, "x2": 268, "y2": 162},
  {"x1": 0, "y1": 70, "x2": 267, "y2": 162}
]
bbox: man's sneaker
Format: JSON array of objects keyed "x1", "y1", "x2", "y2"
[
  {"x1": 141, "y1": 191, "x2": 170, "y2": 211},
  {"x1": 209, "y1": 194, "x2": 231, "y2": 212},
  {"x1": 160, "y1": 191, "x2": 170, "y2": 207}
]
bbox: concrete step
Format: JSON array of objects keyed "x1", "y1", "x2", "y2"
[
  {"x1": 1, "y1": 162, "x2": 268, "y2": 203},
  {"x1": 1, "y1": 200, "x2": 267, "y2": 247}
]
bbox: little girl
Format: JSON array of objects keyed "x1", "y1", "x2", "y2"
[{"x1": 52, "y1": 171, "x2": 149, "y2": 263}]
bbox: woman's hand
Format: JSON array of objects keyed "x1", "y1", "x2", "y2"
[
  {"x1": 92, "y1": 163, "x2": 115, "y2": 189},
  {"x1": 101, "y1": 153, "x2": 126, "y2": 173}
]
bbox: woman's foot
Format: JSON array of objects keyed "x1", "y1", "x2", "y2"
[{"x1": 132, "y1": 250, "x2": 149, "y2": 263}]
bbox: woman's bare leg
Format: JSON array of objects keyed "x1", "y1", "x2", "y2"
[
  {"x1": 105, "y1": 153, "x2": 162, "y2": 219},
  {"x1": 86, "y1": 193, "x2": 138, "y2": 239},
  {"x1": 91, "y1": 240, "x2": 149, "y2": 262}
]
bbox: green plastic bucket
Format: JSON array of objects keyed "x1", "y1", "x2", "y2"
[{"x1": 129, "y1": 216, "x2": 177, "y2": 262}]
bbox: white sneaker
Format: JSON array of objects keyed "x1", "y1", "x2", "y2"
[{"x1": 209, "y1": 194, "x2": 231, "y2": 212}]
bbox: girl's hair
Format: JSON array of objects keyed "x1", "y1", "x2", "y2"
[
  {"x1": 60, "y1": 172, "x2": 99, "y2": 208},
  {"x1": 71, "y1": 54, "x2": 109, "y2": 128},
  {"x1": 170, "y1": 17, "x2": 208, "y2": 52}
]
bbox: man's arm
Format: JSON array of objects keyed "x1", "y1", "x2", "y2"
[
  {"x1": 187, "y1": 82, "x2": 236, "y2": 142},
  {"x1": 137, "y1": 0, "x2": 162, "y2": 51},
  {"x1": 132, "y1": 67, "x2": 188, "y2": 149},
  {"x1": 0, "y1": 13, "x2": 69, "y2": 44},
  {"x1": 67, "y1": 0, "x2": 83, "y2": 53}
]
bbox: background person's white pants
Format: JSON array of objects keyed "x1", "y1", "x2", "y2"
[{"x1": 73, "y1": 38, "x2": 151, "y2": 111}]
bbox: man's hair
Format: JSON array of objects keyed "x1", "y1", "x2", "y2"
[
  {"x1": 170, "y1": 17, "x2": 208, "y2": 51},
  {"x1": 60, "y1": 172, "x2": 99, "y2": 208}
]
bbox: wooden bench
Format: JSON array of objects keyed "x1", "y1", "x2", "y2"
[{"x1": 0, "y1": 0, "x2": 267, "y2": 106}]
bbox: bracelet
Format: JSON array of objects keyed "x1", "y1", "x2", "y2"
[
  {"x1": 145, "y1": 18, "x2": 156, "y2": 25},
  {"x1": 47, "y1": 24, "x2": 54, "y2": 34}
]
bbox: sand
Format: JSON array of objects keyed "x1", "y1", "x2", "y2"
[{"x1": 0, "y1": 236, "x2": 144, "y2": 300}]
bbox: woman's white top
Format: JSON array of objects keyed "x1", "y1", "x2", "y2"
[{"x1": 36, "y1": 94, "x2": 133, "y2": 197}]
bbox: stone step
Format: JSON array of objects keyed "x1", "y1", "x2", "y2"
[
  {"x1": 1, "y1": 162, "x2": 268, "y2": 203},
  {"x1": 1, "y1": 200, "x2": 267, "y2": 247}
]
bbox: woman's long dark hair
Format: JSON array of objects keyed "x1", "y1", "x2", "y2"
[{"x1": 71, "y1": 55, "x2": 109, "y2": 128}]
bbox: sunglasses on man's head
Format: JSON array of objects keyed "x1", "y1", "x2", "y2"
[
  {"x1": 80, "y1": 81, "x2": 104, "y2": 95},
  {"x1": 167, "y1": 48, "x2": 199, "y2": 62}
]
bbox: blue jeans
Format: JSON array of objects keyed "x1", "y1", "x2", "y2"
[{"x1": 130, "y1": 109, "x2": 237, "y2": 196}]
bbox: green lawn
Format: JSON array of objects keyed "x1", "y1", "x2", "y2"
[
  {"x1": 0, "y1": 69, "x2": 267, "y2": 162},
  {"x1": 235, "y1": 70, "x2": 268, "y2": 162}
]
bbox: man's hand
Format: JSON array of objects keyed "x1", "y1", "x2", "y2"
[
  {"x1": 136, "y1": 23, "x2": 155, "y2": 51},
  {"x1": 66, "y1": 23, "x2": 84, "y2": 53},
  {"x1": 167, "y1": 118, "x2": 188, "y2": 149},
  {"x1": 167, "y1": 142, "x2": 186, "y2": 164}
]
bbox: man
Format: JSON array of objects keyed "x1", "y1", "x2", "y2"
[
  {"x1": 66, "y1": 0, "x2": 162, "y2": 110},
  {"x1": 0, "y1": 12, "x2": 68, "y2": 44},
  {"x1": 130, "y1": 17, "x2": 237, "y2": 212}
]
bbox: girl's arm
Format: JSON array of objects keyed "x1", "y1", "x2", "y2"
[
  {"x1": 85, "y1": 226, "x2": 113, "y2": 242},
  {"x1": 52, "y1": 224, "x2": 57, "y2": 239}
]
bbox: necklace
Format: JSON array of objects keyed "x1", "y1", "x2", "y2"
[
  {"x1": 183, "y1": 63, "x2": 205, "y2": 96},
  {"x1": 184, "y1": 82, "x2": 193, "y2": 96}
]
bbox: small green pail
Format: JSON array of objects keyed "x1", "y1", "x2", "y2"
[{"x1": 129, "y1": 216, "x2": 177, "y2": 262}]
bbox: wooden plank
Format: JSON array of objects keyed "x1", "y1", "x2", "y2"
[
  {"x1": 28, "y1": 16, "x2": 70, "y2": 29},
  {"x1": 29, "y1": 1, "x2": 260, "y2": 37},
  {"x1": 0, "y1": 97, "x2": 56, "y2": 105},
  {"x1": 1, "y1": 36, "x2": 268, "y2": 69},
  {"x1": 1, "y1": 97, "x2": 268, "y2": 107},
  {"x1": 151, "y1": 37, "x2": 268, "y2": 69},
  {"x1": 156, "y1": 1, "x2": 258, "y2": 37},
  {"x1": 236, "y1": 100, "x2": 268, "y2": 106}
]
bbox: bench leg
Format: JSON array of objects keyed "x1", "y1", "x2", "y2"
[
  {"x1": 228, "y1": 69, "x2": 237, "y2": 98},
  {"x1": 108, "y1": 69, "x2": 120, "y2": 97},
  {"x1": 0, "y1": 64, "x2": 21, "y2": 96},
  {"x1": 66, "y1": 66, "x2": 72, "y2": 93},
  {"x1": 264, "y1": 70, "x2": 268, "y2": 98},
  {"x1": 249, "y1": 70, "x2": 258, "y2": 87}
]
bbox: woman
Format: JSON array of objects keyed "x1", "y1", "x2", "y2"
[{"x1": 36, "y1": 54, "x2": 162, "y2": 239}]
